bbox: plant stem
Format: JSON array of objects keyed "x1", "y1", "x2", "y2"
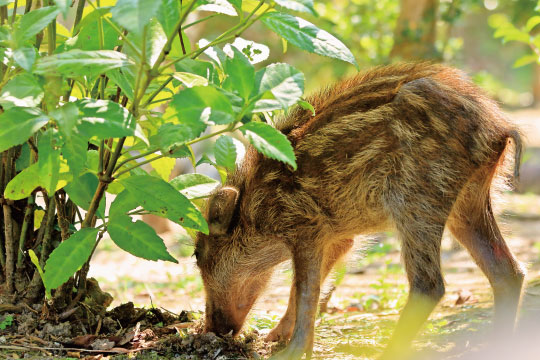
[
  {"x1": 114, "y1": 147, "x2": 160, "y2": 172},
  {"x1": 159, "y1": 0, "x2": 269, "y2": 72},
  {"x1": 86, "y1": 0, "x2": 141, "y2": 58},
  {"x1": 39, "y1": 195, "x2": 56, "y2": 270},
  {"x1": 183, "y1": 14, "x2": 218, "y2": 30},
  {"x1": 55, "y1": 192, "x2": 70, "y2": 242},
  {"x1": 24, "y1": 0, "x2": 32, "y2": 14},
  {"x1": 140, "y1": 76, "x2": 173, "y2": 108},
  {"x1": 11, "y1": 0, "x2": 18, "y2": 25},
  {"x1": 73, "y1": 0, "x2": 86, "y2": 34},
  {"x1": 46, "y1": 0, "x2": 56, "y2": 55},
  {"x1": 16, "y1": 195, "x2": 34, "y2": 268},
  {"x1": 114, "y1": 124, "x2": 238, "y2": 177},
  {"x1": 3, "y1": 203, "x2": 14, "y2": 294}
]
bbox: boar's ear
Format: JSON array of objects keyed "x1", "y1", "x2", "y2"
[{"x1": 208, "y1": 186, "x2": 239, "y2": 235}]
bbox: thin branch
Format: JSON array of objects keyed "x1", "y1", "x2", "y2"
[
  {"x1": 17, "y1": 195, "x2": 34, "y2": 268},
  {"x1": 3, "y1": 203, "x2": 15, "y2": 294}
]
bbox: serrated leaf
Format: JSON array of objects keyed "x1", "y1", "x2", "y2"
[
  {"x1": 74, "y1": 15, "x2": 122, "y2": 51},
  {"x1": 214, "y1": 135, "x2": 237, "y2": 171},
  {"x1": 111, "y1": 0, "x2": 160, "y2": 34},
  {"x1": 223, "y1": 47, "x2": 254, "y2": 100},
  {"x1": 254, "y1": 63, "x2": 304, "y2": 109},
  {"x1": 43, "y1": 228, "x2": 98, "y2": 290},
  {"x1": 14, "y1": 6, "x2": 61, "y2": 45},
  {"x1": 35, "y1": 50, "x2": 133, "y2": 77},
  {"x1": 513, "y1": 54, "x2": 539, "y2": 68},
  {"x1": 121, "y1": 175, "x2": 208, "y2": 233},
  {"x1": 261, "y1": 12, "x2": 357, "y2": 66},
  {"x1": 174, "y1": 59, "x2": 219, "y2": 84},
  {"x1": 13, "y1": 47, "x2": 37, "y2": 72},
  {"x1": 239, "y1": 122, "x2": 296, "y2": 169},
  {"x1": 0, "y1": 107, "x2": 49, "y2": 153},
  {"x1": 274, "y1": 0, "x2": 317, "y2": 16},
  {"x1": 64, "y1": 173, "x2": 106, "y2": 218},
  {"x1": 224, "y1": 37, "x2": 269, "y2": 64},
  {"x1": 169, "y1": 173, "x2": 219, "y2": 199},
  {"x1": 169, "y1": 85, "x2": 235, "y2": 125},
  {"x1": 197, "y1": 0, "x2": 237, "y2": 16},
  {"x1": 38, "y1": 129, "x2": 61, "y2": 195},
  {"x1": 108, "y1": 214, "x2": 177, "y2": 262},
  {"x1": 0, "y1": 74, "x2": 44, "y2": 109},
  {"x1": 253, "y1": 99, "x2": 282, "y2": 112}
]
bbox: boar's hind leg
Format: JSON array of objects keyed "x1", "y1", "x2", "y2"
[
  {"x1": 269, "y1": 243, "x2": 325, "y2": 360},
  {"x1": 448, "y1": 176, "x2": 524, "y2": 333},
  {"x1": 266, "y1": 238, "x2": 354, "y2": 343},
  {"x1": 381, "y1": 218, "x2": 446, "y2": 359}
]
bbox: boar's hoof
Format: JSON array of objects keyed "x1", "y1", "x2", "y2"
[{"x1": 265, "y1": 323, "x2": 294, "y2": 342}]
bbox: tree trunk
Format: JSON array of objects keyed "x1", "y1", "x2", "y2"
[{"x1": 390, "y1": 0, "x2": 439, "y2": 61}]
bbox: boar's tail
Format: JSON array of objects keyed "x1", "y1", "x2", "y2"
[{"x1": 508, "y1": 129, "x2": 522, "y2": 182}]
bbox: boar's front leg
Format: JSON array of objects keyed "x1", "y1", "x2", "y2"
[
  {"x1": 269, "y1": 243, "x2": 324, "y2": 360},
  {"x1": 267, "y1": 238, "x2": 353, "y2": 343}
]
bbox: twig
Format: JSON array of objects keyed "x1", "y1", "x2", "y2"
[
  {"x1": 17, "y1": 195, "x2": 35, "y2": 268},
  {"x1": 55, "y1": 192, "x2": 69, "y2": 242},
  {"x1": 3, "y1": 203, "x2": 15, "y2": 294}
]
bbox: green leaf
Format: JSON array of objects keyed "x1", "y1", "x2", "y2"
[
  {"x1": 29, "y1": 249, "x2": 51, "y2": 299},
  {"x1": 239, "y1": 122, "x2": 296, "y2": 169},
  {"x1": 61, "y1": 135, "x2": 88, "y2": 179},
  {"x1": 274, "y1": 0, "x2": 317, "y2": 16},
  {"x1": 526, "y1": 16, "x2": 540, "y2": 32},
  {"x1": 44, "y1": 228, "x2": 98, "y2": 290},
  {"x1": 51, "y1": 102, "x2": 79, "y2": 138},
  {"x1": 298, "y1": 99, "x2": 315, "y2": 115},
  {"x1": 108, "y1": 214, "x2": 177, "y2": 262},
  {"x1": 197, "y1": 0, "x2": 237, "y2": 16},
  {"x1": 76, "y1": 99, "x2": 136, "y2": 139},
  {"x1": 174, "y1": 59, "x2": 218, "y2": 84},
  {"x1": 0, "y1": 74, "x2": 44, "y2": 109},
  {"x1": 223, "y1": 47, "x2": 254, "y2": 100},
  {"x1": 169, "y1": 85, "x2": 235, "y2": 125},
  {"x1": 38, "y1": 129, "x2": 61, "y2": 195},
  {"x1": 214, "y1": 135, "x2": 237, "y2": 171},
  {"x1": 121, "y1": 175, "x2": 209, "y2": 233},
  {"x1": 73, "y1": 16, "x2": 122, "y2": 51},
  {"x1": 173, "y1": 72, "x2": 209, "y2": 88},
  {"x1": 13, "y1": 47, "x2": 37, "y2": 72},
  {"x1": 151, "y1": 122, "x2": 206, "y2": 153},
  {"x1": 254, "y1": 63, "x2": 304, "y2": 108},
  {"x1": 513, "y1": 54, "x2": 539, "y2": 68},
  {"x1": 0, "y1": 107, "x2": 49, "y2": 153},
  {"x1": 169, "y1": 173, "x2": 219, "y2": 199},
  {"x1": 64, "y1": 173, "x2": 106, "y2": 218},
  {"x1": 261, "y1": 12, "x2": 357, "y2": 66},
  {"x1": 35, "y1": 50, "x2": 133, "y2": 77},
  {"x1": 106, "y1": 69, "x2": 135, "y2": 100},
  {"x1": 14, "y1": 6, "x2": 61, "y2": 45},
  {"x1": 111, "y1": 0, "x2": 160, "y2": 34},
  {"x1": 4, "y1": 163, "x2": 40, "y2": 200},
  {"x1": 157, "y1": 0, "x2": 181, "y2": 35},
  {"x1": 253, "y1": 99, "x2": 281, "y2": 112},
  {"x1": 151, "y1": 156, "x2": 176, "y2": 180}
]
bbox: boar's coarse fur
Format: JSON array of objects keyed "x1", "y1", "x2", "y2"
[{"x1": 195, "y1": 63, "x2": 525, "y2": 359}]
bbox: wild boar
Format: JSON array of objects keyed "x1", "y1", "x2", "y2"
[{"x1": 194, "y1": 63, "x2": 525, "y2": 359}]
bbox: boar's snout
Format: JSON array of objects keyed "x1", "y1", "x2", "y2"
[{"x1": 205, "y1": 306, "x2": 243, "y2": 336}]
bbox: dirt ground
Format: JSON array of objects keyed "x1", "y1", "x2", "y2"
[{"x1": 76, "y1": 109, "x2": 540, "y2": 358}]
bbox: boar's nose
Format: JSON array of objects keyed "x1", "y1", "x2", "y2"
[{"x1": 207, "y1": 308, "x2": 241, "y2": 336}]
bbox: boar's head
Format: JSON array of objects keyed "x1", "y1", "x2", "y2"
[{"x1": 195, "y1": 186, "x2": 276, "y2": 336}]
